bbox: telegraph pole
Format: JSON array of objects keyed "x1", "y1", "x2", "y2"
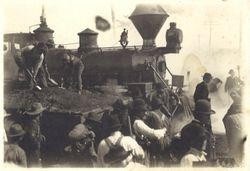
[{"x1": 209, "y1": 22, "x2": 212, "y2": 57}]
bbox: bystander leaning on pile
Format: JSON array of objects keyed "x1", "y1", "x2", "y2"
[{"x1": 223, "y1": 91, "x2": 247, "y2": 166}]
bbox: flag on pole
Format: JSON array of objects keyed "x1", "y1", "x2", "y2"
[{"x1": 95, "y1": 16, "x2": 111, "y2": 32}]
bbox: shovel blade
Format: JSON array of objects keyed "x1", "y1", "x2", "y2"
[
  {"x1": 48, "y1": 78, "x2": 59, "y2": 86},
  {"x1": 35, "y1": 85, "x2": 42, "y2": 91}
]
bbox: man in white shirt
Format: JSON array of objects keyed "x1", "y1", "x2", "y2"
[
  {"x1": 132, "y1": 99, "x2": 166, "y2": 141},
  {"x1": 97, "y1": 115, "x2": 144, "y2": 167},
  {"x1": 132, "y1": 99, "x2": 167, "y2": 166}
]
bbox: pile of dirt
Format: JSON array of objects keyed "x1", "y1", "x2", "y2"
[{"x1": 4, "y1": 84, "x2": 125, "y2": 113}]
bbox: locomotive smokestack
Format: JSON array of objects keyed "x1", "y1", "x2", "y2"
[{"x1": 129, "y1": 4, "x2": 169, "y2": 49}]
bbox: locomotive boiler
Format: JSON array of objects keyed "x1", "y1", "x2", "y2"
[{"x1": 77, "y1": 4, "x2": 182, "y2": 87}]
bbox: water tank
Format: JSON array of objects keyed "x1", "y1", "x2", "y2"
[{"x1": 78, "y1": 28, "x2": 98, "y2": 53}]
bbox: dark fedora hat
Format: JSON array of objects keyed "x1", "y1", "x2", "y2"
[
  {"x1": 104, "y1": 146, "x2": 132, "y2": 165},
  {"x1": 194, "y1": 99, "x2": 215, "y2": 115},
  {"x1": 24, "y1": 102, "x2": 46, "y2": 116},
  {"x1": 7, "y1": 123, "x2": 25, "y2": 138},
  {"x1": 181, "y1": 120, "x2": 207, "y2": 147},
  {"x1": 133, "y1": 99, "x2": 148, "y2": 112},
  {"x1": 106, "y1": 115, "x2": 122, "y2": 132},
  {"x1": 112, "y1": 99, "x2": 126, "y2": 111},
  {"x1": 202, "y1": 72, "x2": 212, "y2": 79}
]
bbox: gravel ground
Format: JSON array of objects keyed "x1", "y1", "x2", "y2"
[{"x1": 4, "y1": 81, "x2": 125, "y2": 113}]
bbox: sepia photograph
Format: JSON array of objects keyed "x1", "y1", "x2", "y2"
[{"x1": 1, "y1": 0, "x2": 249, "y2": 169}]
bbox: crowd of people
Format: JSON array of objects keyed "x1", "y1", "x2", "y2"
[{"x1": 4, "y1": 39, "x2": 246, "y2": 168}]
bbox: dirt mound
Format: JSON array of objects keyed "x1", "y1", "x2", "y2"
[{"x1": 4, "y1": 83, "x2": 124, "y2": 113}]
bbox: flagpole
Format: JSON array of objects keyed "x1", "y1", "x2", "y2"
[{"x1": 111, "y1": 5, "x2": 116, "y2": 42}]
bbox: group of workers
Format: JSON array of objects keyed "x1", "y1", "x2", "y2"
[
  {"x1": 4, "y1": 68, "x2": 246, "y2": 168},
  {"x1": 13, "y1": 39, "x2": 84, "y2": 94}
]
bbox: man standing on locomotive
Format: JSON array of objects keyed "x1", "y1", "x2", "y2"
[
  {"x1": 20, "y1": 42, "x2": 49, "y2": 90},
  {"x1": 120, "y1": 28, "x2": 128, "y2": 48},
  {"x1": 60, "y1": 51, "x2": 84, "y2": 94}
]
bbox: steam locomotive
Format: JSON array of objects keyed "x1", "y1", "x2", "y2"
[{"x1": 4, "y1": 4, "x2": 183, "y2": 95}]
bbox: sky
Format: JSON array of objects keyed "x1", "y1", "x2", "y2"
[
  {"x1": 2, "y1": 0, "x2": 250, "y2": 133},
  {"x1": 3, "y1": 0, "x2": 248, "y2": 69}
]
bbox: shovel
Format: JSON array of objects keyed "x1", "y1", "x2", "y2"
[
  {"x1": 24, "y1": 68, "x2": 42, "y2": 91},
  {"x1": 48, "y1": 77, "x2": 59, "y2": 86}
]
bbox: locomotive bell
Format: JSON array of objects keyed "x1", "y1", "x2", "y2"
[{"x1": 129, "y1": 4, "x2": 169, "y2": 49}]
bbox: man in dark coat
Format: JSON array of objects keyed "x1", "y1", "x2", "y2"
[
  {"x1": 193, "y1": 73, "x2": 212, "y2": 103},
  {"x1": 225, "y1": 69, "x2": 243, "y2": 94},
  {"x1": 193, "y1": 99, "x2": 216, "y2": 161}
]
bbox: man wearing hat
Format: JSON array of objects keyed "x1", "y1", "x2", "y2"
[
  {"x1": 20, "y1": 102, "x2": 46, "y2": 167},
  {"x1": 148, "y1": 82, "x2": 177, "y2": 116},
  {"x1": 166, "y1": 22, "x2": 183, "y2": 51},
  {"x1": 132, "y1": 99, "x2": 167, "y2": 140},
  {"x1": 110, "y1": 99, "x2": 130, "y2": 136},
  {"x1": 180, "y1": 120, "x2": 208, "y2": 167},
  {"x1": 4, "y1": 123, "x2": 27, "y2": 167},
  {"x1": 64, "y1": 123, "x2": 97, "y2": 167},
  {"x1": 193, "y1": 72, "x2": 213, "y2": 103},
  {"x1": 132, "y1": 98, "x2": 169, "y2": 166},
  {"x1": 223, "y1": 91, "x2": 246, "y2": 165},
  {"x1": 120, "y1": 28, "x2": 128, "y2": 48},
  {"x1": 60, "y1": 51, "x2": 84, "y2": 94},
  {"x1": 21, "y1": 42, "x2": 49, "y2": 89},
  {"x1": 151, "y1": 97, "x2": 171, "y2": 130},
  {"x1": 97, "y1": 115, "x2": 144, "y2": 167},
  {"x1": 225, "y1": 69, "x2": 243, "y2": 95},
  {"x1": 104, "y1": 146, "x2": 145, "y2": 168},
  {"x1": 193, "y1": 99, "x2": 216, "y2": 161}
]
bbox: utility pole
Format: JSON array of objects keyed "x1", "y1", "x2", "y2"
[
  {"x1": 111, "y1": 5, "x2": 116, "y2": 42},
  {"x1": 209, "y1": 21, "x2": 212, "y2": 57},
  {"x1": 239, "y1": 9, "x2": 242, "y2": 56},
  {"x1": 198, "y1": 34, "x2": 200, "y2": 52}
]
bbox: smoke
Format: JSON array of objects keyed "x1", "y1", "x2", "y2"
[{"x1": 179, "y1": 49, "x2": 244, "y2": 134}]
